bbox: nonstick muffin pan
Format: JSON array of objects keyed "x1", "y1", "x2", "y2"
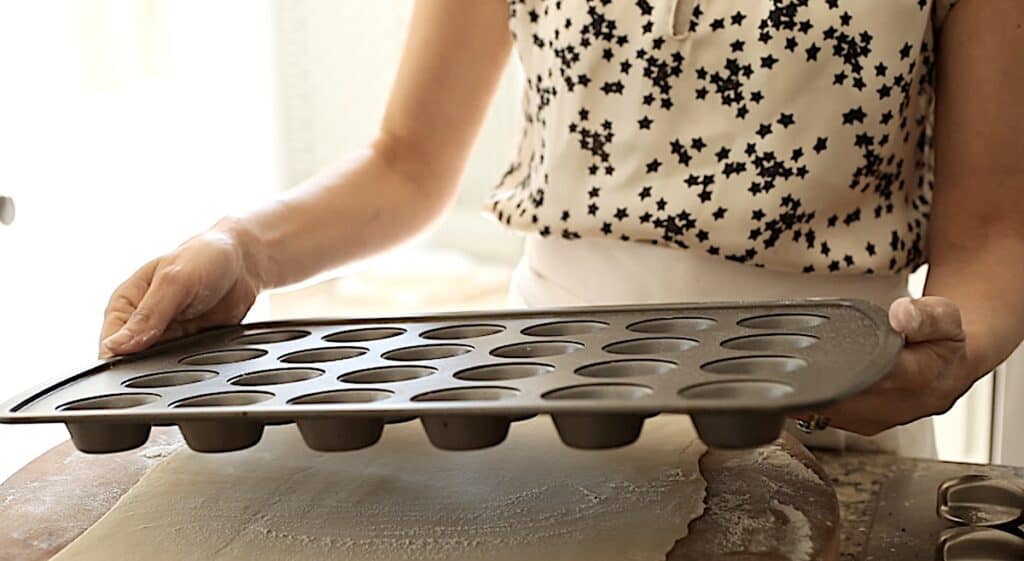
[
  {"x1": 935, "y1": 474, "x2": 1024, "y2": 560},
  {"x1": 0, "y1": 299, "x2": 900, "y2": 453}
]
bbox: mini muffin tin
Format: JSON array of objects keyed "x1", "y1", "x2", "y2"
[
  {"x1": 0, "y1": 299, "x2": 900, "y2": 453},
  {"x1": 936, "y1": 474, "x2": 1024, "y2": 560}
]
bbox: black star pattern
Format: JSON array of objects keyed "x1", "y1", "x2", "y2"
[
  {"x1": 669, "y1": 138, "x2": 692, "y2": 165},
  {"x1": 842, "y1": 106, "x2": 867, "y2": 125},
  {"x1": 805, "y1": 43, "x2": 820, "y2": 61},
  {"x1": 497, "y1": 0, "x2": 936, "y2": 274}
]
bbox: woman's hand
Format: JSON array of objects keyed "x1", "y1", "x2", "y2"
[
  {"x1": 99, "y1": 226, "x2": 264, "y2": 358},
  {"x1": 806, "y1": 296, "x2": 976, "y2": 436}
]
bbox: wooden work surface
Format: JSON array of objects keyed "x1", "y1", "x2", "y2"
[{"x1": 0, "y1": 427, "x2": 837, "y2": 561}]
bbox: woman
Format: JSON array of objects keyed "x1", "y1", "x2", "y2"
[{"x1": 99, "y1": 0, "x2": 1024, "y2": 457}]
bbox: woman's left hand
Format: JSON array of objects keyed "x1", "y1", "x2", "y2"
[{"x1": 804, "y1": 296, "x2": 976, "y2": 436}]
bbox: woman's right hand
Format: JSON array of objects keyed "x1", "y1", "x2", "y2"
[{"x1": 99, "y1": 224, "x2": 264, "y2": 358}]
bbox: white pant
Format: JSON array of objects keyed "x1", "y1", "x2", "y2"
[{"x1": 508, "y1": 235, "x2": 937, "y2": 458}]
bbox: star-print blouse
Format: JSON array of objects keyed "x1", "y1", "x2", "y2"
[{"x1": 489, "y1": 0, "x2": 959, "y2": 275}]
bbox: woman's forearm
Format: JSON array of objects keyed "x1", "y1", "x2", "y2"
[
  {"x1": 926, "y1": 0, "x2": 1024, "y2": 379},
  {"x1": 217, "y1": 140, "x2": 459, "y2": 290},
  {"x1": 925, "y1": 234, "x2": 1024, "y2": 378},
  {"x1": 212, "y1": 0, "x2": 512, "y2": 291}
]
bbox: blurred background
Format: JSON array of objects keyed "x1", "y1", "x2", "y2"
[{"x1": 0, "y1": 0, "x2": 1017, "y2": 480}]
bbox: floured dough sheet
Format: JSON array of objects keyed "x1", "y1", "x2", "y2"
[{"x1": 51, "y1": 415, "x2": 706, "y2": 561}]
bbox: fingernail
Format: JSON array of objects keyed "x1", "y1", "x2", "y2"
[
  {"x1": 902, "y1": 301, "x2": 922, "y2": 332},
  {"x1": 102, "y1": 330, "x2": 133, "y2": 350}
]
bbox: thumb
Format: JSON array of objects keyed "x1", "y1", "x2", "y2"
[
  {"x1": 889, "y1": 296, "x2": 965, "y2": 344},
  {"x1": 101, "y1": 269, "x2": 192, "y2": 354}
]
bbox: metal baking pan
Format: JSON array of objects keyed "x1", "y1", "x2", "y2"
[
  {"x1": 938, "y1": 527, "x2": 1024, "y2": 561},
  {"x1": 938, "y1": 474, "x2": 1024, "y2": 529},
  {"x1": 0, "y1": 299, "x2": 900, "y2": 453}
]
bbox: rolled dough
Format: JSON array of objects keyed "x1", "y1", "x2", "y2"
[{"x1": 51, "y1": 415, "x2": 706, "y2": 561}]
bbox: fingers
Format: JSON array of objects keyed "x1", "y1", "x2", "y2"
[
  {"x1": 889, "y1": 296, "x2": 965, "y2": 344},
  {"x1": 99, "y1": 262, "x2": 158, "y2": 358},
  {"x1": 805, "y1": 328, "x2": 970, "y2": 436},
  {"x1": 101, "y1": 266, "x2": 195, "y2": 355}
]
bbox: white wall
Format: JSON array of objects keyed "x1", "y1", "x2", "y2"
[{"x1": 0, "y1": 0, "x2": 278, "y2": 481}]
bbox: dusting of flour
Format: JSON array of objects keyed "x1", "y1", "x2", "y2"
[
  {"x1": 771, "y1": 500, "x2": 813, "y2": 561},
  {"x1": 700, "y1": 442, "x2": 824, "y2": 560},
  {"x1": 50, "y1": 417, "x2": 708, "y2": 561}
]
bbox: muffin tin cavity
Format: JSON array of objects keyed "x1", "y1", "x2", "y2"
[
  {"x1": 701, "y1": 356, "x2": 808, "y2": 376},
  {"x1": 280, "y1": 346, "x2": 366, "y2": 364},
  {"x1": 738, "y1": 313, "x2": 828, "y2": 330},
  {"x1": 627, "y1": 316, "x2": 717, "y2": 334},
  {"x1": 229, "y1": 368, "x2": 323, "y2": 387},
  {"x1": 413, "y1": 387, "x2": 520, "y2": 402},
  {"x1": 341, "y1": 366, "x2": 436, "y2": 384},
  {"x1": 454, "y1": 363, "x2": 554, "y2": 381},
  {"x1": 491, "y1": 340, "x2": 583, "y2": 358},
  {"x1": 1, "y1": 299, "x2": 900, "y2": 453},
  {"x1": 289, "y1": 389, "x2": 393, "y2": 405},
  {"x1": 678, "y1": 380, "x2": 795, "y2": 401},
  {"x1": 421, "y1": 324, "x2": 504, "y2": 340},
  {"x1": 543, "y1": 383, "x2": 654, "y2": 401},
  {"x1": 233, "y1": 329, "x2": 309, "y2": 345},
  {"x1": 721, "y1": 333, "x2": 818, "y2": 351},
  {"x1": 521, "y1": 320, "x2": 608, "y2": 337},
  {"x1": 576, "y1": 360, "x2": 676, "y2": 378},
  {"x1": 60, "y1": 393, "x2": 159, "y2": 411},
  {"x1": 172, "y1": 391, "x2": 274, "y2": 408},
  {"x1": 604, "y1": 337, "x2": 698, "y2": 355},
  {"x1": 383, "y1": 344, "x2": 473, "y2": 361},
  {"x1": 123, "y1": 370, "x2": 216, "y2": 389},
  {"x1": 324, "y1": 327, "x2": 405, "y2": 343},
  {"x1": 180, "y1": 348, "x2": 266, "y2": 366}
]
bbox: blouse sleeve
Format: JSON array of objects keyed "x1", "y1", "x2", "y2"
[{"x1": 934, "y1": 0, "x2": 959, "y2": 30}]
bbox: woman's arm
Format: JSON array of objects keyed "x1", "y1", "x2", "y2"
[
  {"x1": 235, "y1": 0, "x2": 513, "y2": 289},
  {"x1": 101, "y1": 0, "x2": 512, "y2": 355},
  {"x1": 811, "y1": 0, "x2": 1024, "y2": 435},
  {"x1": 926, "y1": 0, "x2": 1024, "y2": 377}
]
